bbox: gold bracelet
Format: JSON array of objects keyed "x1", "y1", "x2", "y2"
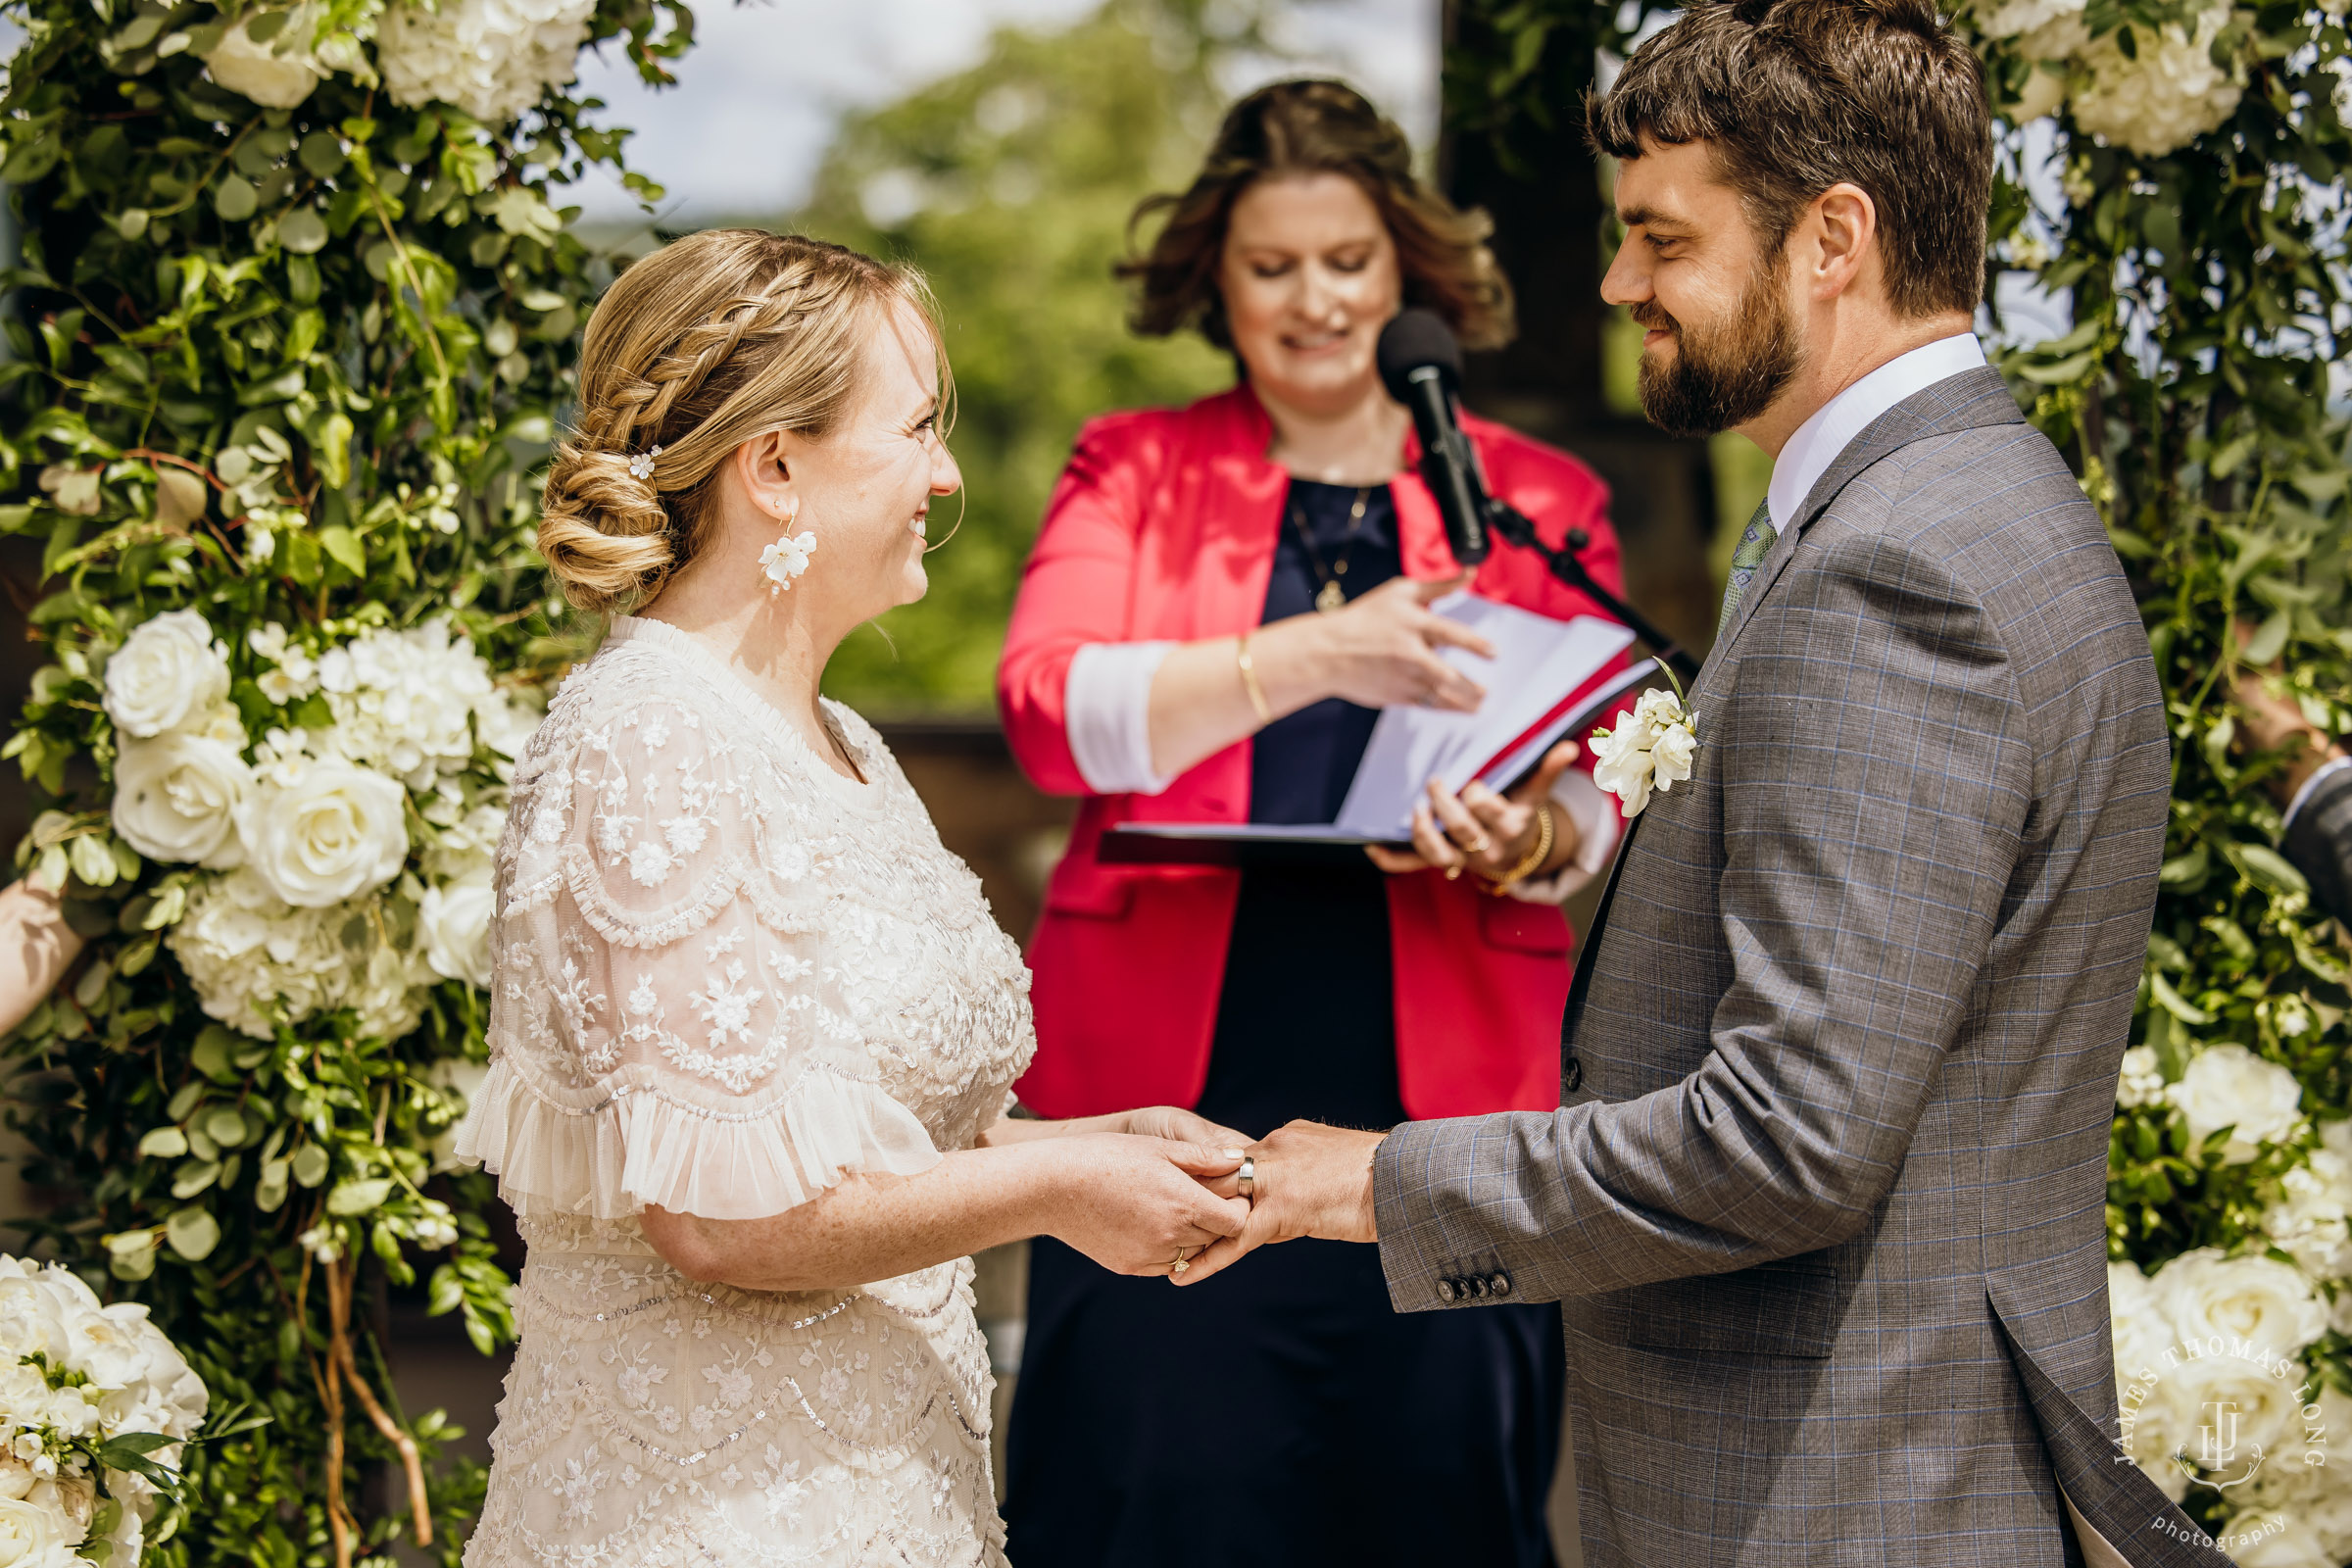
[
  {"x1": 1482, "y1": 803, "x2": 1555, "y2": 896},
  {"x1": 1236, "y1": 632, "x2": 1273, "y2": 726}
]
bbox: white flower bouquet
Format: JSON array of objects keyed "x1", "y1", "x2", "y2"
[
  {"x1": 41, "y1": 608, "x2": 536, "y2": 1058},
  {"x1": 0, "y1": 1257, "x2": 211, "y2": 1566}
]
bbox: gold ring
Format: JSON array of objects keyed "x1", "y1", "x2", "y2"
[{"x1": 1170, "y1": 1249, "x2": 1191, "y2": 1277}]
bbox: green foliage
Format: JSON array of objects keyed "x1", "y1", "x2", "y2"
[
  {"x1": 795, "y1": 0, "x2": 1242, "y2": 712},
  {"x1": 1967, "y1": 1, "x2": 2352, "y2": 1275},
  {"x1": 0, "y1": 0, "x2": 685, "y2": 1557}
]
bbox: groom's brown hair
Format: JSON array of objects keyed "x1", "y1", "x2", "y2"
[{"x1": 1589, "y1": 0, "x2": 1992, "y2": 318}]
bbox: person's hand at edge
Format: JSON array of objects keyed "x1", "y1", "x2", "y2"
[{"x1": 1175, "y1": 1120, "x2": 1386, "y2": 1287}]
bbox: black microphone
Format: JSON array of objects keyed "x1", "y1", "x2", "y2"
[{"x1": 1376, "y1": 308, "x2": 1489, "y2": 566}]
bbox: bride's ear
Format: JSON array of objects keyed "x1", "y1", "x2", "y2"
[{"x1": 729, "y1": 430, "x2": 801, "y2": 526}]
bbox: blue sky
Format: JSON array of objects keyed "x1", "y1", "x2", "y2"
[{"x1": 564, "y1": 0, "x2": 1439, "y2": 220}]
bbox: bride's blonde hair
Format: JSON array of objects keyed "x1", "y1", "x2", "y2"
[{"x1": 539, "y1": 228, "x2": 948, "y2": 615}]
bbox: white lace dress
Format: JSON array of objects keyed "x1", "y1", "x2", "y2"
[{"x1": 453, "y1": 614, "x2": 1035, "y2": 1568}]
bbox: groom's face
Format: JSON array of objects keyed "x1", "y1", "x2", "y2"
[{"x1": 1601, "y1": 138, "x2": 1803, "y2": 439}]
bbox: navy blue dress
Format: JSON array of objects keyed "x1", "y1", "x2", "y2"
[{"x1": 1002, "y1": 480, "x2": 1565, "y2": 1567}]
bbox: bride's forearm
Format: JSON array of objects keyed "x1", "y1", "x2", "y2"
[
  {"x1": 641, "y1": 1142, "x2": 1069, "y2": 1294},
  {"x1": 974, "y1": 1109, "x2": 1129, "y2": 1146}
]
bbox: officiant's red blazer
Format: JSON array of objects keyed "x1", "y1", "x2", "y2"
[{"x1": 997, "y1": 384, "x2": 1625, "y2": 1122}]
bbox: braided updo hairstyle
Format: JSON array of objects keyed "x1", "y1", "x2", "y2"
[{"x1": 539, "y1": 228, "x2": 946, "y2": 614}]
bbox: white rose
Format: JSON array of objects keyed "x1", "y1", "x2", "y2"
[
  {"x1": 2073, "y1": 5, "x2": 2244, "y2": 158},
  {"x1": 235, "y1": 760, "x2": 409, "y2": 908},
  {"x1": 418, "y1": 873, "x2": 494, "y2": 989},
  {"x1": 2154, "y1": 1248, "x2": 2328, "y2": 1357},
  {"x1": 102, "y1": 611, "x2": 229, "y2": 740},
  {"x1": 2220, "y1": 1507, "x2": 2335, "y2": 1568},
  {"x1": 2170, "y1": 1044, "x2": 2303, "y2": 1164},
  {"x1": 0, "y1": 1492, "x2": 76, "y2": 1567},
  {"x1": 2168, "y1": 1348, "x2": 2306, "y2": 1468},
  {"x1": 203, "y1": 9, "x2": 327, "y2": 109},
  {"x1": 112, "y1": 730, "x2": 250, "y2": 867}
]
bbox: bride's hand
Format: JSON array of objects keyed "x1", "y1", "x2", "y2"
[
  {"x1": 1039, "y1": 1134, "x2": 1250, "y2": 1277},
  {"x1": 1118, "y1": 1104, "x2": 1250, "y2": 1151}
]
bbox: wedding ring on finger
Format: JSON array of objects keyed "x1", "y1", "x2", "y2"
[
  {"x1": 1237, "y1": 1155, "x2": 1255, "y2": 1202},
  {"x1": 1170, "y1": 1248, "x2": 1191, "y2": 1277}
]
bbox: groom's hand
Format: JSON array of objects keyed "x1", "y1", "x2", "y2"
[{"x1": 1174, "y1": 1120, "x2": 1387, "y2": 1287}]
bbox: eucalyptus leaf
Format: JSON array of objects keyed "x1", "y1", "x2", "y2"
[{"x1": 164, "y1": 1207, "x2": 220, "y2": 1262}]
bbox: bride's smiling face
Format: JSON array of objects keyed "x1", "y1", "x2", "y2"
[{"x1": 731, "y1": 300, "x2": 960, "y2": 626}]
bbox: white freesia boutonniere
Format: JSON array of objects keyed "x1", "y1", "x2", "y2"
[{"x1": 1590, "y1": 685, "x2": 1697, "y2": 818}]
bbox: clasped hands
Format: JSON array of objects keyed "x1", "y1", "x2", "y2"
[{"x1": 1064, "y1": 1105, "x2": 1385, "y2": 1285}]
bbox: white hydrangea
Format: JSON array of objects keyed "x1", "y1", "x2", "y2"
[
  {"x1": 375, "y1": 0, "x2": 596, "y2": 122},
  {"x1": 313, "y1": 617, "x2": 534, "y2": 790},
  {"x1": 2264, "y1": 1121, "x2": 2352, "y2": 1280},
  {"x1": 168, "y1": 869, "x2": 428, "y2": 1041},
  {"x1": 247, "y1": 621, "x2": 319, "y2": 706},
  {"x1": 2170, "y1": 1042, "x2": 2304, "y2": 1164},
  {"x1": 2117, "y1": 1043, "x2": 2168, "y2": 1107},
  {"x1": 2073, "y1": 5, "x2": 2245, "y2": 157}
]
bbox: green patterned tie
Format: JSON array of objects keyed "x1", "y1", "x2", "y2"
[{"x1": 1714, "y1": 497, "x2": 1779, "y2": 642}]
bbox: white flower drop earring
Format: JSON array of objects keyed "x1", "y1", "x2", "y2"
[{"x1": 759, "y1": 510, "x2": 817, "y2": 596}]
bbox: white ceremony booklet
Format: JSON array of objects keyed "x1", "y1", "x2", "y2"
[{"x1": 1106, "y1": 594, "x2": 1644, "y2": 858}]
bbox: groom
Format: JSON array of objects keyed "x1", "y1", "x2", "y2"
[{"x1": 1181, "y1": 2, "x2": 2233, "y2": 1564}]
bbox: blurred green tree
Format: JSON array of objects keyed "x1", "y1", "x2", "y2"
[{"x1": 797, "y1": 0, "x2": 1249, "y2": 711}]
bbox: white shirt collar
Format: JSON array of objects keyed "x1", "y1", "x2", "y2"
[{"x1": 1764, "y1": 332, "x2": 1988, "y2": 533}]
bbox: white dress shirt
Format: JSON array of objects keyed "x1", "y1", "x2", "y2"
[{"x1": 1765, "y1": 331, "x2": 1988, "y2": 533}]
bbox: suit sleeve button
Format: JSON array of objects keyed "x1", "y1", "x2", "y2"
[
  {"x1": 1490, "y1": 1273, "x2": 1512, "y2": 1297},
  {"x1": 1562, "y1": 1056, "x2": 1584, "y2": 1094},
  {"x1": 1436, "y1": 1278, "x2": 1456, "y2": 1303},
  {"x1": 1467, "y1": 1276, "x2": 1489, "y2": 1298}
]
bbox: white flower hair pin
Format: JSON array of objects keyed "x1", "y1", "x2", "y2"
[
  {"x1": 760, "y1": 529, "x2": 818, "y2": 595},
  {"x1": 1590, "y1": 680, "x2": 1697, "y2": 819},
  {"x1": 627, "y1": 445, "x2": 662, "y2": 480}
]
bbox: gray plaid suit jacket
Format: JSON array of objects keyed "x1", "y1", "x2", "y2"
[{"x1": 1372, "y1": 368, "x2": 2232, "y2": 1567}]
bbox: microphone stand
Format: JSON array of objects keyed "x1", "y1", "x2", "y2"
[{"x1": 1483, "y1": 501, "x2": 1704, "y2": 688}]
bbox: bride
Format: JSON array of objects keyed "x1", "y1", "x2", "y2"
[{"x1": 453, "y1": 227, "x2": 1250, "y2": 1566}]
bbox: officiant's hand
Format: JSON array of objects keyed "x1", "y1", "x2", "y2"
[
  {"x1": 1174, "y1": 1120, "x2": 1387, "y2": 1287},
  {"x1": 1291, "y1": 573, "x2": 1494, "y2": 713},
  {"x1": 1366, "y1": 741, "x2": 1583, "y2": 883}
]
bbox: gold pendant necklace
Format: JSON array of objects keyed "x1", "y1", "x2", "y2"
[{"x1": 1293, "y1": 486, "x2": 1372, "y2": 613}]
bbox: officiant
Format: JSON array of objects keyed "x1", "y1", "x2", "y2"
[{"x1": 995, "y1": 79, "x2": 1629, "y2": 1567}]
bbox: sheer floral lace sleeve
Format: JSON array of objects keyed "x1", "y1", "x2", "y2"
[{"x1": 457, "y1": 691, "x2": 945, "y2": 1221}]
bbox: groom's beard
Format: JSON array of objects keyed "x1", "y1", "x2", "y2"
[{"x1": 1631, "y1": 263, "x2": 1803, "y2": 438}]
